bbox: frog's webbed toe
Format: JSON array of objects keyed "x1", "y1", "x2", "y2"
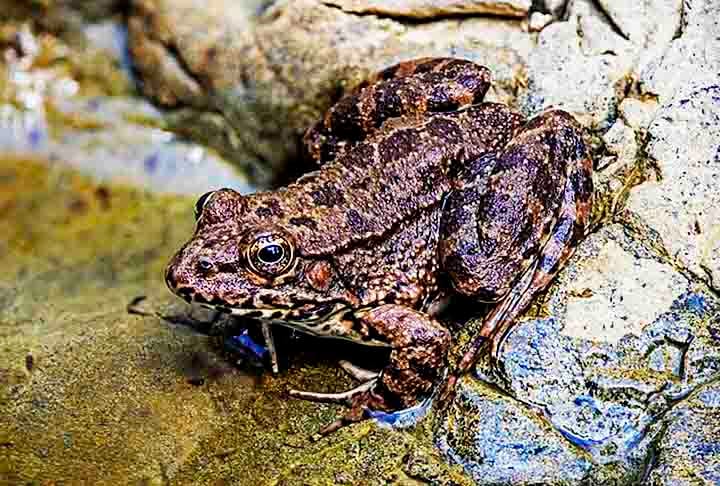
[
  {"x1": 339, "y1": 359, "x2": 379, "y2": 381},
  {"x1": 288, "y1": 379, "x2": 376, "y2": 405}
]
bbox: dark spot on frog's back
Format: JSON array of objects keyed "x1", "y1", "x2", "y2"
[
  {"x1": 373, "y1": 86, "x2": 403, "y2": 126},
  {"x1": 426, "y1": 117, "x2": 462, "y2": 145},
  {"x1": 378, "y1": 128, "x2": 418, "y2": 162},
  {"x1": 310, "y1": 186, "x2": 345, "y2": 207},
  {"x1": 346, "y1": 209, "x2": 368, "y2": 233},
  {"x1": 341, "y1": 142, "x2": 376, "y2": 169},
  {"x1": 330, "y1": 96, "x2": 365, "y2": 139},
  {"x1": 427, "y1": 84, "x2": 461, "y2": 112},
  {"x1": 289, "y1": 216, "x2": 318, "y2": 230},
  {"x1": 256, "y1": 198, "x2": 285, "y2": 219}
]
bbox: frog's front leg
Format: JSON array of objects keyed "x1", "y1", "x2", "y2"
[
  {"x1": 441, "y1": 109, "x2": 593, "y2": 370},
  {"x1": 289, "y1": 305, "x2": 450, "y2": 435}
]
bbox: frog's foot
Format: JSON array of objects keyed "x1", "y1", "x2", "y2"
[
  {"x1": 293, "y1": 305, "x2": 450, "y2": 437},
  {"x1": 289, "y1": 381, "x2": 394, "y2": 438}
]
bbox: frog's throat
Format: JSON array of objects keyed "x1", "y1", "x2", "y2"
[{"x1": 210, "y1": 303, "x2": 388, "y2": 345}]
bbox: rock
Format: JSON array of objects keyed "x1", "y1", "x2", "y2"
[
  {"x1": 645, "y1": 382, "x2": 720, "y2": 485},
  {"x1": 440, "y1": 223, "x2": 720, "y2": 482},
  {"x1": 518, "y1": 10, "x2": 633, "y2": 128},
  {"x1": 639, "y1": 0, "x2": 720, "y2": 103},
  {"x1": 618, "y1": 97, "x2": 659, "y2": 131},
  {"x1": 436, "y1": 377, "x2": 593, "y2": 485},
  {"x1": 624, "y1": 84, "x2": 720, "y2": 291},
  {"x1": 128, "y1": 0, "x2": 533, "y2": 184},
  {"x1": 596, "y1": 0, "x2": 683, "y2": 67},
  {"x1": 602, "y1": 118, "x2": 638, "y2": 168},
  {"x1": 322, "y1": 0, "x2": 532, "y2": 18},
  {"x1": 540, "y1": 0, "x2": 568, "y2": 17},
  {"x1": 528, "y1": 12, "x2": 554, "y2": 32},
  {"x1": 0, "y1": 21, "x2": 250, "y2": 196}
]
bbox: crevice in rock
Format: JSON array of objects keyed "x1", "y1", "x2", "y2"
[
  {"x1": 672, "y1": 0, "x2": 687, "y2": 40},
  {"x1": 318, "y1": 1, "x2": 528, "y2": 25},
  {"x1": 586, "y1": 0, "x2": 630, "y2": 41},
  {"x1": 617, "y1": 211, "x2": 720, "y2": 300},
  {"x1": 160, "y1": 40, "x2": 208, "y2": 93}
]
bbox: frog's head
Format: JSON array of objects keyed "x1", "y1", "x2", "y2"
[{"x1": 165, "y1": 188, "x2": 356, "y2": 329}]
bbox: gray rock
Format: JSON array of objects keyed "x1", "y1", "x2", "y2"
[
  {"x1": 528, "y1": 12, "x2": 554, "y2": 32},
  {"x1": 639, "y1": 0, "x2": 720, "y2": 102},
  {"x1": 539, "y1": 0, "x2": 568, "y2": 17},
  {"x1": 595, "y1": 0, "x2": 682, "y2": 44},
  {"x1": 645, "y1": 382, "x2": 720, "y2": 485},
  {"x1": 618, "y1": 97, "x2": 659, "y2": 131},
  {"x1": 0, "y1": 19, "x2": 250, "y2": 196},
  {"x1": 439, "y1": 223, "x2": 720, "y2": 482},
  {"x1": 624, "y1": 84, "x2": 720, "y2": 291},
  {"x1": 518, "y1": 9, "x2": 632, "y2": 128},
  {"x1": 436, "y1": 377, "x2": 593, "y2": 485}
]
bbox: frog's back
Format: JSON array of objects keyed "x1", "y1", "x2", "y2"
[{"x1": 244, "y1": 103, "x2": 524, "y2": 257}]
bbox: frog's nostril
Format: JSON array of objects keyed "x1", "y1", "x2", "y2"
[{"x1": 197, "y1": 258, "x2": 215, "y2": 275}]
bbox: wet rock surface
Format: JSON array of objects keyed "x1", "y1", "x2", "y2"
[
  {"x1": 3, "y1": 0, "x2": 720, "y2": 484},
  {"x1": 645, "y1": 381, "x2": 720, "y2": 485}
]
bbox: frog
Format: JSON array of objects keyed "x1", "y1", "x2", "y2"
[{"x1": 165, "y1": 57, "x2": 594, "y2": 435}]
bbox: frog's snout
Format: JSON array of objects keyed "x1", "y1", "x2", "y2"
[
  {"x1": 165, "y1": 250, "x2": 192, "y2": 300},
  {"x1": 165, "y1": 244, "x2": 209, "y2": 301}
]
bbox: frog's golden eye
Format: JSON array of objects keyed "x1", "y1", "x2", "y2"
[
  {"x1": 247, "y1": 233, "x2": 295, "y2": 277},
  {"x1": 194, "y1": 191, "x2": 216, "y2": 220}
]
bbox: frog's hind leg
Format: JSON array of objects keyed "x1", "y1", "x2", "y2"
[
  {"x1": 303, "y1": 58, "x2": 492, "y2": 165},
  {"x1": 442, "y1": 109, "x2": 593, "y2": 372},
  {"x1": 462, "y1": 185, "x2": 581, "y2": 367}
]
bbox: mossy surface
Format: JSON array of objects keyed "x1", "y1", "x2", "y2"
[{"x1": 0, "y1": 157, "x2": 466, "y2": 484}]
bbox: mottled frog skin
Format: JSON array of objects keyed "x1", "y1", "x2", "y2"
[{"x1": 166, "y1": 58, "x2": 593, "y2": 434}]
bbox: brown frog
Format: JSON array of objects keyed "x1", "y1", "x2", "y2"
[{"x1": 165, "y1": 58, "x2": 593, "y2": 434}]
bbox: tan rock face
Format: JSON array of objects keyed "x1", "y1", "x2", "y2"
[{"x1": 127, "y1": 0, "x2": 533, "y2": 184}]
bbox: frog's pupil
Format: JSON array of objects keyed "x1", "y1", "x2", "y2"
[{"x1": 258, "y1": 244, "x2": 283, "y2": 264}]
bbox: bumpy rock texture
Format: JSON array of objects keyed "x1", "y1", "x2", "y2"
[{"x1": 3, "y1": 0, "x2": 720, "y2": 484}]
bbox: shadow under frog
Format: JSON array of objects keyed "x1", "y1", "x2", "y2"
[{"x1": 165, "y1": 58, "x2": 594, "y2": 435}]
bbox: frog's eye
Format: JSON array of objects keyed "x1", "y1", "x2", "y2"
[
  {"x1": 247, "y1": 233, "x2": 295, "y2": 277},
  {"x1": 194, "y1": 191, "x2": 216, "y2": 220}
]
